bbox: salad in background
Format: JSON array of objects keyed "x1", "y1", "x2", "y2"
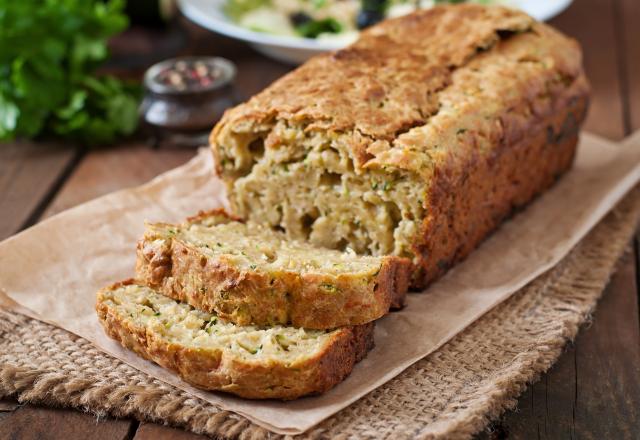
[{"x1": 225, "y1": 0, "x2": 509, "y2": 43}]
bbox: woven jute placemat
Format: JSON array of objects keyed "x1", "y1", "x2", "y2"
[{"x1": 1, "y1": 187, "x2": 639, "y2": 439}]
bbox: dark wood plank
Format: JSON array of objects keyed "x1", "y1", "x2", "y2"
[
  {"x1": 550, "y1": 0, "x2": 626, "y2": 140},
  {"x1": 180, "y1": 18, "x2": 292, "y2": 101},
  {"x1": 571, "y1": 247, "x2": 640, "y2": 439},
  {"x1": 232, "y1": 55, "x2": 292, "y2": 102},
  {"x1": 42, "y1": 143, "x2": 194, "y2": 218},
  {"x1": 618, "y1": 0, "x2": 640, "y2": 133},
  {"x1": 189, "y1": 33, "x2": 292, "y2": 100},
  {"x1": 489, "y1": 361, "x2": 579, "y2": 440},
  {"x1": 0, "y1": 405, "x2": 133, "y2": 440},
  {"x1": 133, "y1": 423, "x2": 208, "y2": 440},
  {"x1": 0, "y1": 141, "x2": 77, "y2": 240},
  {"x1": 482, "y1": 250, "x2": 640, "y2": 439},
  {"x1": 0, "y1": 399, "x2": 19, "y2": 424},
  {"x1": 0, "y1": 399, "x2": 19, "y2": 412}
]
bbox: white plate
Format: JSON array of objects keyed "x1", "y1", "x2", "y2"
[{"x1": 178, "y1": 0, "x2": 574, "y2": 65}]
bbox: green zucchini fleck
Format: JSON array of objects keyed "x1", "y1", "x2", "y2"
[
  {"x1": 238, "y1": 341, "x2": 260, "y2": 354},
  {"x1": 320, "y1": 282, "x2": 339, "y2": 293}
]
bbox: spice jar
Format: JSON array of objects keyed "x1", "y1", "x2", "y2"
[{"x1": 140, "y1": 56, "x2": 236, "y2": 146}]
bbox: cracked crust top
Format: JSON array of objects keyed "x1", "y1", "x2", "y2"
[{"x1": 211, "y1": 5, "x2": 584, "y2": 171}]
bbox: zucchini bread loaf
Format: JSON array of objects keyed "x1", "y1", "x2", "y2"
[
  {"x1": 210, "y1": 5, "x2": 590, "y2": 287},
  {"x1": 97, "y1": 280, "x2": 374, "y2": 399},
  {"x1": 136, "y1": 210, "x2": 410, "y2": 329}
]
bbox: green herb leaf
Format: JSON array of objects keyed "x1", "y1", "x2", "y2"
[
  {"x1": 312, "y1": 0, "x2": 327, "y2": 8},
  {"x1": 295, "y1": 18, "x2": 342, "y2": 39},
  {"x1": 0, "y1": 0, "x2": 140, "y2": 145},
  {"x1": 275, "y1": 334, "x2": 291, "y2": 350},
  {"x1": 224, "y1": 0, "x2": 270, "y2": 21},
  {"x1": 204, "y1": 316, "x2": 218, "y2": 333},
  {"x1": 0, "y1": 95, "x2": 19, "y2": 138},
  {"x1": 320, "y1": 282, "x2": 339, "y2": 293},
  {"x1": 238, "y1": 341, "x2": 259, "y2": 354}
]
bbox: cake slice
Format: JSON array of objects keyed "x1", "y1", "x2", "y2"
[
  {"x1": 96, "y1": 280, "x2": 374, "y2": 400},
  {"x1": 136, "y1": 210, "x2": 410, "y2": 329}
]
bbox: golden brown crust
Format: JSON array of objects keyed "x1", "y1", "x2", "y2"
[
  {"x1": 186, "y1": 208, "x2": 244, "y2": 225},
  {"x1": 378, "y1": 253, "x2": 411, "y2": 309},
  {"x1": 410, "y1": 82, "x2": 589, "y2": 287},
  {"x1": 95, "y1": 282, "x2": 375, "y2": 400},
  {"x1": 136, "y1": 214, "x2": 410, "y2": 329}
]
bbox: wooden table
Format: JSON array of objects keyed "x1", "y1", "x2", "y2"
[{"x1": 1, "y1": 1, "x2": 639, "y2": 438}]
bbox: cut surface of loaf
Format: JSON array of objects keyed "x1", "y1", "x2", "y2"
[
  {"x1": 210, "y1": 5, "x2": 590, "y2": 287},
  {"x1": 96, "y1": 281, "x2": 374, "y2": 400},
  {"x1": 136, "y1": 210, "x2": 410, "y2": 329}
]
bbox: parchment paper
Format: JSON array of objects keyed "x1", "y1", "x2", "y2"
[{"x1": 1, "y1": 131, "x2": 640, "y2": 435}]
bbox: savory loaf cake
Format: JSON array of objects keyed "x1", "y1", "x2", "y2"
[
  {"x1": 210, "y1": 5, "x2": 590, "y2": 287},
  {"x1": 96, "y1": 280, "x2": 374, "y2": 400},
  {"x1": 136, "y1": 210, "x2": 410, "y2": 329}
]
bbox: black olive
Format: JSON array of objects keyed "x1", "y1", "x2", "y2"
[
  {"x1": 289, "y1": 12, "x2": 312, "y2": 27},
  {"x1": 356, "y1": 10, "x2": 384, "y2": 29}
]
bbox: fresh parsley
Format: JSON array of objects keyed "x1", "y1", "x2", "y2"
[{"x1": 0, "y1": 0, "x2": 141, "y2": 145}]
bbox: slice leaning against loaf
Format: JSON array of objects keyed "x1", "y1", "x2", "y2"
[
  {"x1": 96, "y1": 280, "x2": 374, "y2": 400},
  {"x1": 136, "y1": 210, "x2": 410, "y2": 330}
]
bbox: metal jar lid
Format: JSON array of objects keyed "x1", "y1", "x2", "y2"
[
  {"x1": 143, "y1": 56, "x2": 236, "y2": 96},
  {"x1": 140, "y1": 56, "x2": 237, "y2": 141}
]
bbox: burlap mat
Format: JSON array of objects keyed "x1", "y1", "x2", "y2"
[{"x1": 1, "y1": 187, "x2": 639, "y2": 439}]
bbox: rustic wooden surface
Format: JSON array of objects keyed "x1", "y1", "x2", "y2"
[{"x1": 1, "y1": 0, "x2": 639, "y2": 438}]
